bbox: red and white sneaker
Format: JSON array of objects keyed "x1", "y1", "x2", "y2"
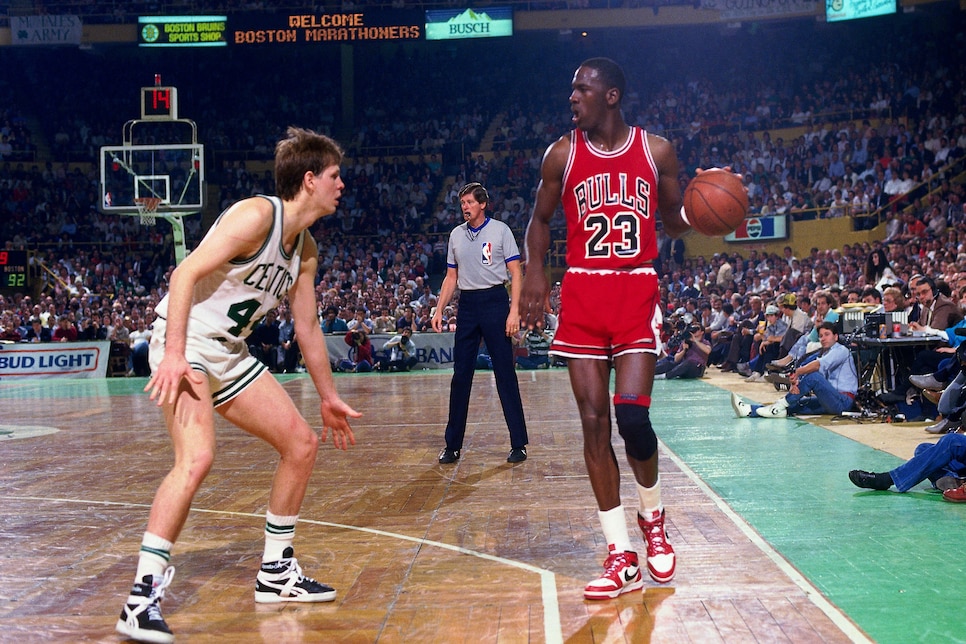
[
  {"x1": 638, "y1": 510, "x2": 676, "y2": 583},
  {"x1": 583, "y1": 546, "x2": 643, "y2": 600}
]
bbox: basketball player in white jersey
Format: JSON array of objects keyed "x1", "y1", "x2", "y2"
[{"x1": 116, "y1": 127, "x2": 361, "y2": 643}]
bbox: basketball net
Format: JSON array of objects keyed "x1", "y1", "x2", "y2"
[{"x1": 135, "y1": 197, "x2": 162, "y2": 226}]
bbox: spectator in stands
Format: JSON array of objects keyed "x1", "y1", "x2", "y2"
[
  {"x1": 128, "y1": 318, "x2": 152, "y2": 377},
  {"x1": 53, "y1": 315, "x2": 78, "y2": 342},
  {"x1": 414, "y1": 304, "x2": 433, "y2": 333},
  {"x1": 715, "y1": 295, "x2": 761, "y2": 371},
  {"x1": 515, "y1": 320, "x2": 551, "y2": 370},
  {"x1": 0, "y1": 311, "x2": 22, "y2": 341},
  {"x1": 346, "y1": 306, "x2": 373, "y2": 334},
  {"x1": 882, "y1": 286, "x2": 910, "y2": 315},
  {"x1": 248, "y1": 309, "x2": 281, "y2": 373},
  {"x1": 320, "y1": 306, "x2": 349, "y2": 334},
  {"x1": 371, "y1": 307, "x2": 396, "y2": 335},
  {"x1": 277, "y1": 306, "x2": 301, "y2": 374},
  {"x1": 396, "y1": 305, "x2": 417, "y2": 333},
  {"x1": 896, "y1": 211, "x2": 928, "y2": 243},
  {"x1": 864, "y1": 248, "x2": 899, "y2": 290},
  {"x1": 777, "y1": 293, "x2": 814, "y2": 358},
  {"x1": 23, "y1": 316, "x2": 51, "y2": 343},
  {"x1": 738, "y1": 304, "x2": 787, "y2": 380}
]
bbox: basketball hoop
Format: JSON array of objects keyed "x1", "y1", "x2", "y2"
[{"x1": 135, "y1": 197, "x2": 162, "y2": 226}]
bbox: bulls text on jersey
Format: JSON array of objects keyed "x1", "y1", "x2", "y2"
[{"x1": 572, "y1": 172, "x2": 652, "y2": 222}]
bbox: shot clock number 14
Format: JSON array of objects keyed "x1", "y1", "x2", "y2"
[{"x1": 141, "y1": 85, "x2": 178, "y2": 120}]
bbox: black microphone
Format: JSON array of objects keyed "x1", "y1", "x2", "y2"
[{"x1": 954, "y1": 327, "x2": 966, "y2": 336}]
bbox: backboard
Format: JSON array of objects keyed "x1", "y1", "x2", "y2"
[{"x1": 99, "y1": 143, "x2": 205, "y2": 215}]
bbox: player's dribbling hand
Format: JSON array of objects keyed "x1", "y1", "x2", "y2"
[
  {"x1": 145, "y1": 355, "x2": 205, "y2": 406},
  {"x1": 695, "y1": 165, "x2": 741, "y2": 179},
  {"x1": 320, "y1": 397, "x2": 362, "y2": 450}
]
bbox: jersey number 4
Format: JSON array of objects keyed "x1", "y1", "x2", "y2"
[
  {"x1": 584, "y1": 212, "x2": 641, "y2": 258},
  {"x1": 226, "y1": 298, "x2": 262, "y2": 337}
]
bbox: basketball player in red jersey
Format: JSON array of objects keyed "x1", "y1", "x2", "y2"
[{"x1": 520, "y1": 58, "x2": 691, "y2": 600}]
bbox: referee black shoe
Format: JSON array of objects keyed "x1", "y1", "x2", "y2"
[
  {"x1": 507, "y1": 447, "x2": 527, "y2": 463},
  {"x1": 438, "y1": 448, "x2": 460, "y2": 464}
]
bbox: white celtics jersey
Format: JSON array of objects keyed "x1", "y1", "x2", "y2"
[{"x1": 156, "y1": 195, "x2": 305, "y2": 341}]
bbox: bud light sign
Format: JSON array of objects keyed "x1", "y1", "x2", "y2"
[
  {"x1": 0, "y1": 341, "x2": 110, "y2": 379},
  {"x1": 425, "y1": 7, "x2": 512, "y2": 40}
]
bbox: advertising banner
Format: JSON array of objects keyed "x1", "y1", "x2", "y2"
[
  {"x1": 324, "y1": 333, "x2": 454, "y2": 369},
  {"x1": 11, "y1": 15, "x2": 82, "y2": 45},
  {"x1": 425, "y1": 7, "x2": 513, "y2": 41},
  {"x1": 0, "y1": 341, "x2": 111, "y2": 379},
  {"x1": 725, "y1": 215, "x2": 788, "y2": 242}
]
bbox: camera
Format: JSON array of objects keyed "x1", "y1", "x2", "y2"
[{"x1": 670, "y1": 324, "x2": 702, "y2": 349}]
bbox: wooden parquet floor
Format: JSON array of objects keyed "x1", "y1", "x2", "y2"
[{"x1": 0, "y1": 371, "x2": 865, "y2": 643}]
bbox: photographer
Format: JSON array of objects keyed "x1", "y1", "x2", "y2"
[
  {"x1": 339, "y1": 328, "x2": 374, "y2": 373},
  {"x1": 656, "y1": 324, "x2": 711, "y2": 380},
  {"x1": 382, "y1": 327, "x2": 417, "y2": 372}
]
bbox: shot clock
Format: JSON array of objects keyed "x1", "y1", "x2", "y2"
[
  {"x1": 141, "y1": 86, "x2": 178, "y2": 120},
  {"x1": 0, "y1": 249, "x2": 29, "y2": 295}
]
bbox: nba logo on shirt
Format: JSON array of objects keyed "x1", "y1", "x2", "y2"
[{"x1": 481, "y1": 242, "x2": 493, "y2": 265}]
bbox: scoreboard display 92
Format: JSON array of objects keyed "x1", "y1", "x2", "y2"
[{"x1": 0, "y1": 250, "x2": 29, "y2": 295}]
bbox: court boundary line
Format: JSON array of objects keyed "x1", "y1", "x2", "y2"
[
  {"x1": 657, "y1": 444, "x2": 873, "y2": 644},
  {"x1": 6, "y1": 495, "x2": 562, "y2": 643}
]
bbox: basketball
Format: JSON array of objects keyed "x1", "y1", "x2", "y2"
[{"x1": 683, "y1": 169, "x2": 748, "y2": 237}]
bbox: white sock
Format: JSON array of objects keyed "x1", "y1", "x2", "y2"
[
  {"x1": 637, "y1": 477, "x2": 663, "y2": 521},
  {"x1": 135, "y1": 532, "x2": 172, "y2": 585},
  {"x1": 598, "y1": 506, "x2": 632, "y2": 553},
  {"x1": 263, "y1": 511, "x2": 298, "y2": 563}
]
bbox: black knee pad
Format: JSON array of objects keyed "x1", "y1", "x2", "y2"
[{"x1": 615, "y1": 403, "x2": 657, "y2": 461}]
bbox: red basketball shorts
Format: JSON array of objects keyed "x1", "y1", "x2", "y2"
[{"x1": 550, "y1": 267, "x2": 662, "y2": 360}]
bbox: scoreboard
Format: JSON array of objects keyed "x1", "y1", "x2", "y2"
[{"x1": 0, "y1": 250, "x2": 29, "y2": 295}]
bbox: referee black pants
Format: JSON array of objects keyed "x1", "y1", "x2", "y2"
[{"x1": 444, "y1": 285, "x2": 528, "y2": 452}]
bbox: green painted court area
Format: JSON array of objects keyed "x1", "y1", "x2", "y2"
[{"x1": 653, "y1": 379, "x2": 965, "y2": 644}]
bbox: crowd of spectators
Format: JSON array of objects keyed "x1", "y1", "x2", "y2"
[{"x1": 3, "y1": 9, "x2": 966, "y2": 377}]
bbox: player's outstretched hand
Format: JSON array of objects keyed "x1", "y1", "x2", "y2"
[
  {"x1": 320, "y1": 396, "x2": 362, "y2": 450},
  {"x1": 145, "y1": 354, "x2": 205, "y2": 406}
]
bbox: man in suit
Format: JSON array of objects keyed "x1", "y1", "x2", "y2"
[{"x1": 913, "y1": 276, "x2": 961, "y2": 330}]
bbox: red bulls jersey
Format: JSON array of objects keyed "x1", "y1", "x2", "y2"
[{"x1": 561, "y1": 126, "x2": 659, "y2": 269}]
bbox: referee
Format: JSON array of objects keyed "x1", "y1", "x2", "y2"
[{"x1": 432, "y1": 182, "x2": 529, "y2": 464}]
